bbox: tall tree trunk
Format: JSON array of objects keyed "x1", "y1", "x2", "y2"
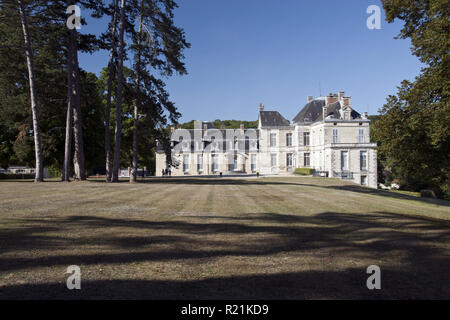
[
  {"x1": 112, "y1": 0, "x2": 126, "y2": 182},
  {"x1": 17, "y1": 0, "x2": 43, "y2": 183},
  {"x1": 71, "y1": 27, "x2": 86, "y2": 181},
  {"x1": 130, "y1": 0, "x2": 143, "y2": 183},
  {"x1": 105, "y1": 0, "x2": 119, "y2": 182},
  {"x1": 62, "y1": 38, "x2": 74, "y2": 182}
]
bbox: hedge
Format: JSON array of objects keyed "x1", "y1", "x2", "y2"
[
  {"x1": 294, "y1": 168, "x2": 315, "y2": 176},
  {"x1": 48, "y1": 165, "x2": 62, "y2": 178},
  {"x1": 0, "y1": 173, "x2": 35, "y2": 179}
]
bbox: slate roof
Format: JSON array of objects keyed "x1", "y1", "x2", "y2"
[
  {"x1": 203, "y1": 129, "x2": 259, "y2": 140},
  {"x1": 292, "y1": 99, "x2": 361, "y2": 124},
  {"x1": 259, "y1": 111, "x2": 291, "y2": 127}
]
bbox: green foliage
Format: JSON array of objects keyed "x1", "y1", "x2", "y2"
[
  {"x1": 374, "y1": 0, "x2": 450, "y2": 199},
  {"x1": 295, "y1": 168, "x2": 315, "y2": 175},
  {"x1": 0, "y1": 1, "x2": 188, "y2": 179},
  {"x1": 212, "y1": 119, "x2": 258, "y2": 129},
  {"x1": 0, "y1": 173, "x2": 35, "y2": 180},
  {"x1": 180, "y1": 119, "x2": 258, "y2": 129},
  {"x1": 0, "y1": 1, "x2": 105, "y2": 174},
  {"x1": 48, "y1": 164, "x2": 62, "y2": 179}
]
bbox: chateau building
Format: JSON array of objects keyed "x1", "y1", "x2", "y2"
[{"x1": 156, "y1": 91, "x2": 378, "y2": 188}]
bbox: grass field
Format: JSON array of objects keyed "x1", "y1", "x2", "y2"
[{"x1": 0, "y1": 176, "x2": 449, "y2": 299}]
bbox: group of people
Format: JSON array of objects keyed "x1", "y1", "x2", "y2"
[{"x1": 162, "y1": 168, "x2": 172, "y2": 176}]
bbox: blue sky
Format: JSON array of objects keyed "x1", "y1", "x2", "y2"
[{"x1": 79, "y1": 0, "x2": 423, "y2": 123}]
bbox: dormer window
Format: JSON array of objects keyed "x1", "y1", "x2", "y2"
[{"x1": 343, "y1": 107, "x2": 351, "y2": 120}]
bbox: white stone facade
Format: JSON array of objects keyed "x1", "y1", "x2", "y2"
[{"x1": 156, "y1": 92, "x2": 378, "y2": 188}]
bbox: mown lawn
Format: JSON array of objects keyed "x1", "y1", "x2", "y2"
[{"x1": 0, "y1": 176, "x2": 449, "y2": 299}]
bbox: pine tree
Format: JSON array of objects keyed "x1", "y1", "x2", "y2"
[
  {"x1": 112, "y1": 0, "x2": 127, "y2": 182},
  {"x1": 16, "y1": 0, "x2": 43, "y2": 182},
  {"x1": 104, "y1": 0, "x2": 119, "y2": 182},
  {"x1": 129, "y1": 0, "x2": 190, "y2": 182}
]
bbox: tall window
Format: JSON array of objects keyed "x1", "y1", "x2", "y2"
[
  {"x1": 270, "y1": 133, "x2": 277, "y2": 147},
  {"x1": 183, "y1": 154, "x2": 190, "y2": 172},
  {"x1": 211, "y1": 154, "x2": 219, "y2": 172},
  {"x1": 341, "y1": 151, "x2": 348, "y2": 171},
  {"x1": 286, "y1": 133, "x2": 292, "y2": 147},
  {"x1": 271, "y1": 153, "x2": 277, "y2": 167},
  {"x1": 286, "y1": 153, "x2": 293, "y2": 167},
  {"x1": 358, "y1": 129, "x2": 365, "y2": 143},
  {"x1": 304, "y1": 153, "x2": 310, "y2": 167},
  {"x1": 360, "y1": 151, "x2": 367, "y2": 171},
  {"x1": 361, "y1": 175, "x2": 367, "y2": 186},
  {"x1": 303, "y1": 132, "x2": 310, "y2": 146},
  {"x1": 332, "y1": 129, "x2": 338, "y2": 144},
  {"x1": 210, "y1": 136, "x2": 217, "y2": 151},
  {"x1": 251, "y1": 154, "x2": 257, "y2": 172},
  {"x1": 197, "y1": 154, "x2": 203, "y2": 172}
]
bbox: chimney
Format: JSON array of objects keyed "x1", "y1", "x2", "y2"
[
  {"x1": 325, "y1": 93, "x2": 338, "y2": 106},
  {"x1": 240, "y1": 123, "x2": 244, "y2": 134},
  {"x1": 322, "y1": 106, "x2": 328, "y2": 120},
  {"x1": 338, "y1": 91, "x2": 345, "y2": 101},
  {"x1": 259, "y1": 103, "x2": 264, "y2": 112},
  {"x1": 343, "y1": 96, "x2": 351, "y2": 107},
  {"x1": 203, "y1": 123, "x2": 208, "y2": 135},
  {"x1": 363, "y1": 112, "x2": 368, "y2": 119},
  {"x1": 307, "y1": 96, "x2": 313, "y2": 103},
  {"x1": 170, "y1": 126, "x2": 174, "y2": 133}
]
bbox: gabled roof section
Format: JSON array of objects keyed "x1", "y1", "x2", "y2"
[
  {"x1": 292, "y1": 100, "x2": 361, "y2": 124},
  {"x1": 293, "y1": 99, "x2": 326, "y2": 123},
  {"x1": 259, "y1": 111, "x2": 290, "y2": 127}
]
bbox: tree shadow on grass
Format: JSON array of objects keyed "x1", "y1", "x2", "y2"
[
  {"x1": 101, "y1": 177, "x2": 449, "y2": 207},
  {"x1": 0, "y1": 211, "x2": 449, "y2": 299},
  {"x1": 4, "y1": 176, "x2": 448, "y2": 206},
  {"x1": 1, "y1": 267, "x2": 442, "y2": 300}
]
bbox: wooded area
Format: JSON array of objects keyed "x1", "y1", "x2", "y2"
[
  {"x1": 0, "y1": 0, "x2": 448, "y2": 199},
  {"x1": 0, "y1": 0, "x2": 189, "y2": 181},
  {"x1": 374, "y1": 0, "x2": 449, "y2": 199}
]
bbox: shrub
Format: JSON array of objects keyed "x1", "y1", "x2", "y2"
[
  {"x1": 420, "y1": 189, "x2": 437, "y2": 199},
  {"x1": 440, "y1": 183, "x2": 450, "y2": 201},
  {"x1": 0, "y1": 173, "x2": 35, "y2": 179},
  {"x1": 295, "y1": 168, "x2": 315, "y2": 176},
  {"x1": 48, "y1": 164, "x2": 62, "y2": 178}
]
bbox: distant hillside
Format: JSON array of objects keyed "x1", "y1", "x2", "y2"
[
  {"x1": 368, "y1": 115, "x2": 381, "y2": 122},
  {"x1": 179, "y1": 116, "x2": 380, "y2": 130},
  {"x1": 180, "y1": 119, "x2": 258, "y2": 129}
]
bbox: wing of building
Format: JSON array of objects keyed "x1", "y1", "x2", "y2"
[{"x1": 156, "y1": 91, "x2": 378, "y2": 188}]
